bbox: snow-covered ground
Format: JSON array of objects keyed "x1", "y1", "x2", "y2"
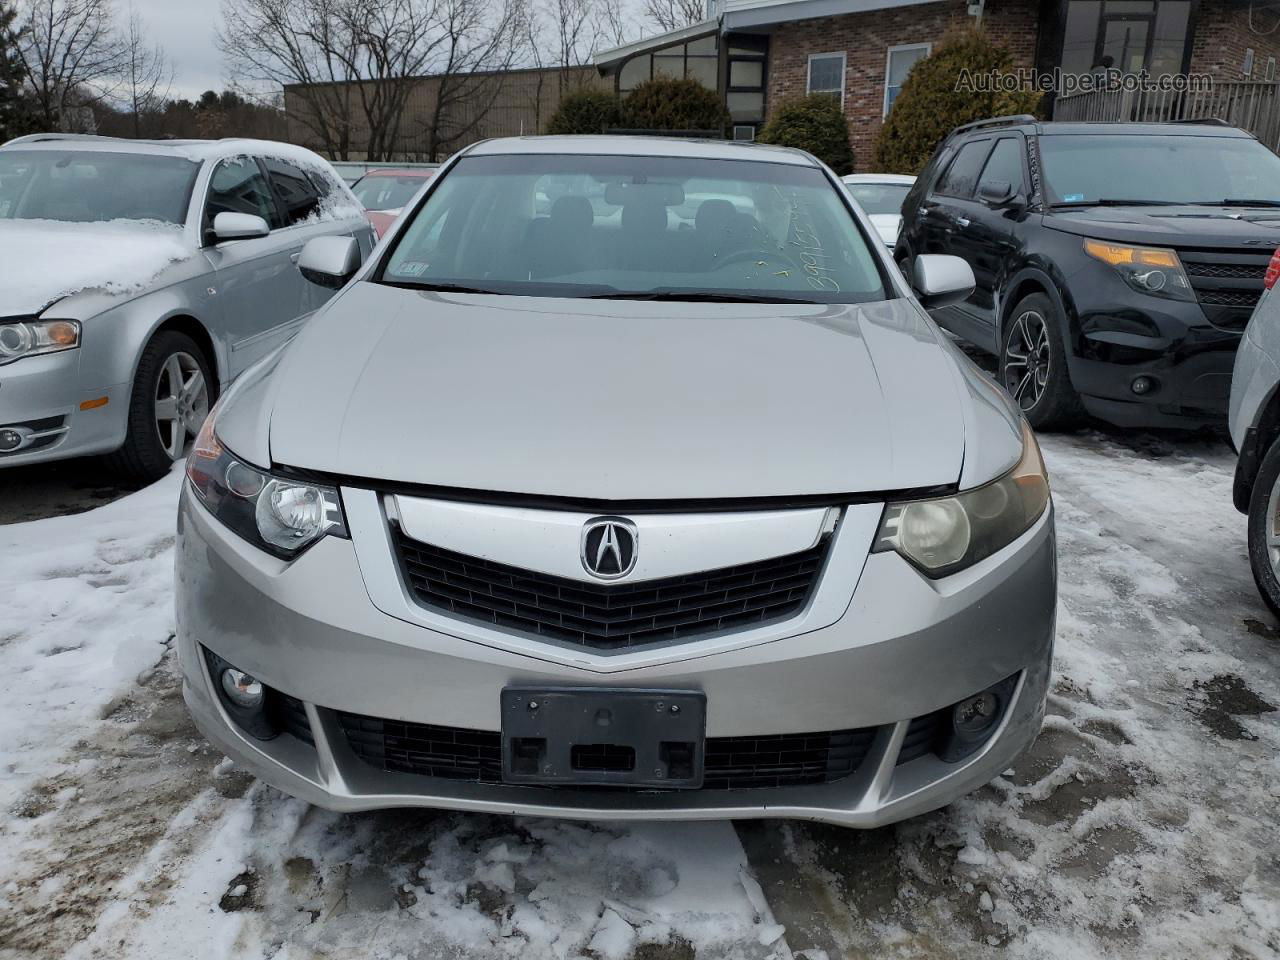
[{"x1": 1, "y1": 431, "x2": 1277, "y2": 960}]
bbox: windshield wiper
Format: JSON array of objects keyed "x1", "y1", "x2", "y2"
[
  {"x1": 1192, "y1": 198, "x2": 1280, "y2": 208},
  {"x1": 587, "y1": 291, "x2": 821, "y2": 304},
  {"x1": 380, "y1": 280, "x2": 505, "y2": 295},
  {"x1": 1049, "y1": 198, "x2": 1183, "y2": 208}
]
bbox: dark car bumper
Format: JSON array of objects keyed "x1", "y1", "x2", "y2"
[{"x1": 1066, "y1": 286, "x2": 1241, "y2": 428}]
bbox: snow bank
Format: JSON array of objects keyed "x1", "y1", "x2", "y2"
[{"x1": 0, "y1": 218, "x2": 192, "y2": 312}]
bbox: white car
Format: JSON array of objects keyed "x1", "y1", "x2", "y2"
[
  {"x1": 842, "y1": 173, "x2": 916, "y2": 250},
  {"x1": 1229, "y1": 253, "x2": 1280, "y2": 614}
]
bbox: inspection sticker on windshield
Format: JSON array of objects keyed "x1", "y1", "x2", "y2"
[
  {"x1": 397, "y1": 261, "x2": 430, "y2": 277},
  {"x1": 1063, "y1": 193, "x2": 1086, "y2": 203}
]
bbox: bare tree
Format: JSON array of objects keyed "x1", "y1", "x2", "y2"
[
  {"x1": 418, "y1": 0, "x2": 521, "y2": 160},
  {"x1": 14, "y1": 0, "x2": 127, "y2": 131},
  {"x1": 219, "y1": 0, "x2": 363, "y2": 159},
  {"x1": 120, "y1": 5, "x2": 170, "y2": 137},
  {"x1": 643, "y1": 0, "x2": 704, "y2": 33}
]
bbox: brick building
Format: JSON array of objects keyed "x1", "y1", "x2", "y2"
[{"x1": 595, "y1": 0, "x2": 1280, "y2": 170}]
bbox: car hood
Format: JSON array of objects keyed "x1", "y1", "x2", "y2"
[
  {"x1": 869, "y1": 214, "x2": 901, "y2": 247},
  {"x1": 257, "y1": 282, "x2": 1013, "y2": 501},
  {"x1": 0, "y1": 219, "x2": 193, "y2": 316},
  {"x1": 1044, "y1": 205, "x2": 1280, "y2": 248}
]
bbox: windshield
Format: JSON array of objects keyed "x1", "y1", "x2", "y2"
[
  {"x1": 845, "y1": 182, "x2": 911, "y2": 215},
  {"x1": 381, "y1": 154, "x2": 889, "y2": 303},
  {"x1": 352, "y1": 173, "x2": 431, "y2": 211},
  {"x1": 0, "y1": 149, "x2": 199, "y2": 224},
  {"x1": 1040, "y1": 135, "x2": 1280, "y2": 206}
]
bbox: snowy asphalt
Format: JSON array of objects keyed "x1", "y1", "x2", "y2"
[{"x1": 1, "y1": 428, "x2": 1278, "y2": 960}]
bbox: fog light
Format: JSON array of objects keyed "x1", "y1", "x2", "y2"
[
  {"x1": 939, "y1": 673, "x2": 1021, "y2": 763},
  {"x1": 220, "y1": 668, "x2": 264, "y2": 709},
  {"x1": 953, "y1": 692, "x2": 999, "y2": 734},
  {"x1": 0, "y1": 429, "x2": 22, "y2": 451},
  {"x1": 1131, "y1": 375, "x2": 1157, "y2": 396}
]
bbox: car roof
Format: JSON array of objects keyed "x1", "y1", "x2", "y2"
[
  {"x1": 0, "y1": 133, "x2": 333, "y2": 163},
  {"x1": 843, "y1": 173, "x2": 916, "y2": 184},
  {"x1": 464, "y1": 135, "x2": 820, "y2": 166},
  {"x1": 950, "y1": 119, "x2": 1253, "y2": 139}
]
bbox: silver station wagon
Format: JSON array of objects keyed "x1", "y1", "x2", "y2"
[
  {"x1": 0, "y1": 134, "x2": 373, "y2": 480},
  {"x1": 177, "y1": 136, "x2": 1056, "y2": 828}
]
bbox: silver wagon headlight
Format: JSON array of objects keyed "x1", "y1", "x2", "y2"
[
  {"x1": 873, "y1": 421, "x2": 1049, "y2": 577},
  {"x1": 185, "y1": 407, "x2": 347, "y2": 559},
  {"x1": 0, "y1": 319, "x2": 80, "y2": 364}
]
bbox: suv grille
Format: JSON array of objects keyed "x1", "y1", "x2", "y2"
[
  {"x1": 1179, "y1": 249, "x2": 1271, "y2": 330},
  {"x1": 391, "y1": 527, "x2": 830, "y2": 652},
  {"x1": 336, "y1": 712, "x2": 877, "y2": 790}
]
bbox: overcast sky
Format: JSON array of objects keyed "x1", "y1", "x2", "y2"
[{"x1": 130, "y1": 0, "x2": 225, "y2": 100}]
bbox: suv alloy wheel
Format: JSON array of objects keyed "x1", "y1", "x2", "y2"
[{"x1": 1000, "y1": 293, "x2": 1083, "y2": 430}]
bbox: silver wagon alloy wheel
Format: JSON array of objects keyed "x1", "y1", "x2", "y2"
[
  {"x1": 154, "y1": 351, "x2": 209, "y2": 460},
  {"x1": 1266, "y1": 471, "x2": 1280, "y2": 582},
  {"x1": 1003, "y1": 309, "x2": 1050, "y2": 411}
]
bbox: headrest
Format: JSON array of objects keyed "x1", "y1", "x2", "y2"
[{"x1": 550, "y1": 195, "x2": 593, "y2": 231}]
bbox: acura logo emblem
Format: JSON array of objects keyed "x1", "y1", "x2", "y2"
[{"x1": 581, "y1": 517, "x2": 638, "y2": 580}]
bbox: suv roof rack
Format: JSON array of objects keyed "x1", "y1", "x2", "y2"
[
  {"x1": 950, "y1": 115, "x2": 1038, "y2": 136},
  {"x1": 1167, "y1": 116, "x2": 1232, "y2": 126}
]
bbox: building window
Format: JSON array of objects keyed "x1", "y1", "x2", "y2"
[
  {"x1": 1244, "y1": 47, "x2": 1256, "y2": 76},
  {"x1": 1268, "y1": 56, "x2": 1277, "y2": 81},
  {"x1": 726, "y1": 33, "x2": 768, "y2": 125},
  {"x1": 884, "y1": 44, "x2": 931, "y2": 117},
  {"x1": 807, "y1": 52, "x2": 846, "y2": 104},
  {"x1": 1058, "y1": 1, "x2": 1192, "y2": 79},
  {"x1": 733, "y1": 125, "x2": 756, "y2": 141},
  {"x1": 616, "y1": 32, "x2": 719, "y2": 94}
]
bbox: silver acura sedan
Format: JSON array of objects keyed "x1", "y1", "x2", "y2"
[
  {"x1": 0, "y1": 134, "x2": 373, "y2": 480},
  {"x1": 176, "y1": 136, "x2": 1055, "y2": 828}
]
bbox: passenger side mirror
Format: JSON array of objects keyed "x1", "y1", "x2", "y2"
[
  {"x1": 212, "y1": 211, "x2": 270, "y2": 241},
  {"x1": 978, "y1": 179, "x2": 1017, "y2": 207},
  {"x1": 910, "y1": 254, "x2": 975, "y2": 309},
  {"x1": 298, "y1": 236, "x2": 362, "y2": 289}
]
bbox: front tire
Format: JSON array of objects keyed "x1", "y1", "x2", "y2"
[
  {"x1": 1247, "y1": 437, "x2": 1280, "y2": 619},
  {"x1": 999, "y1": 293, "x2": 1083, "y2": 430},
  {"x1": 104, "y1": 331, "x2": 213, "y2": 483}
]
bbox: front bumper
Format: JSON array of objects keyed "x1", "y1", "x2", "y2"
[
  {"x1": 1065, "y1": 272, "x2": 1241, "y2": 428},
  {"x1": 0, "y1": 349, "x2": 127, "y2": 466},
  {"x1": 176, "y1": 486, "x2": 1055, "y2": 828}
]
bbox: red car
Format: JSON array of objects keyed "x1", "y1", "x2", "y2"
[{"x1": 349, "y1": 168, "x2": 435, "y2": 238}]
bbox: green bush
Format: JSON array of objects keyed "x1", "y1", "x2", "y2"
[
  {"x1": 546, "y1": 89, "x2": 621, "y2": 136},
  {"x1": 620, "y1": 76, "x2": 729, "y2": 134},
  {"x1": 757, "y1": 94, "x2": 854, "y2": 175},
  {"x1": 873, "y1": 26, "x2": 1042, "y2": 175}
]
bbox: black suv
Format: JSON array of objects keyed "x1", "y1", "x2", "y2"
[{"x1": 896, "y1": 117, "x2": 1280, "y2": 429}]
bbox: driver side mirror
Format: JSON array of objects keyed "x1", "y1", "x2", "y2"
[
  {"x1": 978, "y1": 179, "x2": 1019, "y2": 208},
  {"x1": 212, "y1": 211, "x2": 270, "y2": 241},
  {"x1": 298, "y1": 236, "x2": 362, "y2": 289},
  {"x1": 909, "y1": 254, "x2": 975, "y2": 309}
]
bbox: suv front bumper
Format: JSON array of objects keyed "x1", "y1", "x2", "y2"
[{"x1": 176, "y1": 486, "x2": 1055, "y2": 828}]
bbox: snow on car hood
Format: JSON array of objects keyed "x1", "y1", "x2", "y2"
[
  {"x1": 244, "y1": 282, "x2": 1022, "y2": 501},
  {"x1": 0, "y1": 219, "x2": 191, "y2": 315}
]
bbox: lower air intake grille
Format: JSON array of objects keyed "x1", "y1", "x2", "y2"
[
  {"x1": 337, "y1": 713, "x2": 876, "y2": 790},
  {"x1": 391, "y1": 527, "x2": 830, "y2": 652}
]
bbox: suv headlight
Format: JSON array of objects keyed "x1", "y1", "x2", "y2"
[
  {"x1": 1083, "y1": 239, "x2": 1195, "y2": 302},
  {"x1": 0, "y1": 319, "x2": 80, "y2": 364},
  {"x1": 185, "y1": 408, "x2": 347, "y2": 559},
  {"x1": 872, "y1": 421, "x2": 1049, "y2": 577}
]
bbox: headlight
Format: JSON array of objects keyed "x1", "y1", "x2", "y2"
[
  {"x1": 1083, "y1": 239, "x2": 1195, "y2": 302},
  {"x1": 872, "y1": 421, "x2": 1049, "y2": 577},
  {"x1": 0, "y1": 319, "x2": 81, "y2": 364},
  {"x1": 185, "y1": 409, "x2": 347, "y2": 559}
]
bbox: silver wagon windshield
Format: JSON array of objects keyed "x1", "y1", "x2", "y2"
[
  {"x1": 381, "y1": 154, "x2": 889, "y2": 304},
  {"x1": 0, "y1": 150, "x2": 200, "y2": 225}
]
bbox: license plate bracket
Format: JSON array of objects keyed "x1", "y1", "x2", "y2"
[{"x1": 500, "y1": 687, "x2": 706, "y2": 788}]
